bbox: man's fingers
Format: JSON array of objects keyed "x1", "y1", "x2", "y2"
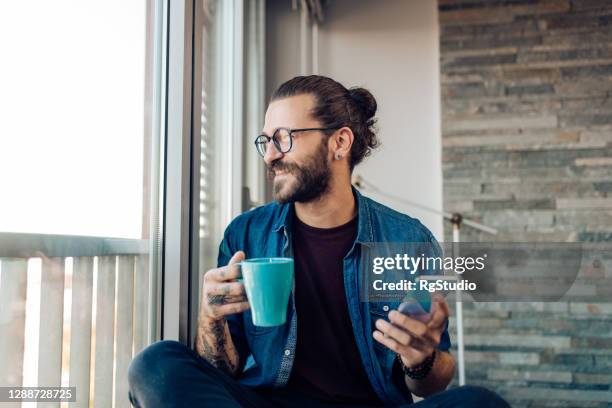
[
  {"x1": 377, "y1": 318, "x2": 433, "y2": 350},
  {"x1": 427, "y1": 295, "x2": 450, "y2": 330},
  {"x1": 223, "y1": 295, "x2": 248, "y2": 303},
  {"x1": 389, "y1": 310, "x2": 429, "y2": 339},
  {"x1": 373, "y1": 330, "x2": 435, "y2": 369},
  {"x1": 389, "y1": 310, "x2": 441, "y2": 348},
  {"x1": 207, "y1": 293, "x2": 247, "y2": 305},
  {"x1": 205, "y1": 251, "x2": 246, "y2": 282},
  {"x1": 375, "y1": 318, "x2": 412, "y2": 346},
  {"x1": 373, "y1": 330, "x2": 405, "y2": 354},
  {"x1": 205, "y1": 282, "x2": 248, "y2": 310},
  {"x1": 223, "y1": 251, "x2": 245, "y2": 280},
  {"x1": 229, "y1": 251, "x2": 245, "y2": 265},
  {"x1": 208, "y1": 282, "x2": 246, "y2": 297},
  {"x1": 216, "y1": 301, "x2": 250, "y2": 316},
  {"x1": 207, "y1": 263, "x2": 242, "y2": 282},
  {"x1": 200, "y1": 251, "x2": 249, "y2": 321}
]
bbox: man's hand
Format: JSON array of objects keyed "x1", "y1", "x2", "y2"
[
  {"x1": 373, "y1": 294, "x2": 449, "y2": 368},
  {"x1": 372, "y1": 294, "x2": 455, "y2": 397},
  {"x1": 195, "y1": 251, "x2": 250, "y2": 375},
  {"x1": 199, "y1": 251, "x2": 250, "y2": 323},
  {"x1": 374, "y1": 295, "x2": 455, "y2": 397}
]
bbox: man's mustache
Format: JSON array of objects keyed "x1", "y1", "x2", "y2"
[{"x1": 267, "y1": 161, "x2": 300, "y2": 177}]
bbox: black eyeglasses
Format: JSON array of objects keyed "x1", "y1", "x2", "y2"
[{"x1": 254, "y1": 127, "x2": 340, "y2": 157}]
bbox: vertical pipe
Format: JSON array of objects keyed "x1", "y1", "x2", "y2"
[
  {"x1": 452, "y1": 223, "x2": 466, "y2": 386},
  {"x1": 312, "y1": 20, "x2": 319, "y2": 74},
  {"x1": 148, "y1": 0, "x2": 166, "y2": 346},
  {"x1": 299, "y1": 0, "x2": 308, "y2": 74},
  {"x1": 232, "y1": 0, "x2": 244, "y2": 218},
  {"x1": 224, "y1": 0, "x2": 235, "y2": 224}
]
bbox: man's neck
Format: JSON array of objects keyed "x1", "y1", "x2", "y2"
[{"x1": 294, "y1": 182, "x2": 356, "y2": 229}]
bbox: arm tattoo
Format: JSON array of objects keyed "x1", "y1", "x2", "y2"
[{"x1": 196, "y1": 319, "x2": 239, "y2": 375}]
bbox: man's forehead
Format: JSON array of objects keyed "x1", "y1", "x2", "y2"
[{"x1": 263, "y1": 94, "x2": 317, "y2": 132}]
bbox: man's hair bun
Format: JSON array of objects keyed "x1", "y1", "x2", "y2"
[{"x1": 349, "y1": 87, "x2": 377, "y2": 122}]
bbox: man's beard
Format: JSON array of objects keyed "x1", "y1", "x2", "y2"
[{"x1": 268, "y1": 141, "x2": 331, "y2": 204}]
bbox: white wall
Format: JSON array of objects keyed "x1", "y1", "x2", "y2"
[
  {"x1": 266, "y1": 1, "x2": 301, "y2": 101},
  {"x1": 266, "y1": 0, "x2": 444, "y2": 240}
]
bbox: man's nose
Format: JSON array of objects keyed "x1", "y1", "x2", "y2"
[{"x1": 263, "y1": 140, "x2": 283, "y2": 166}]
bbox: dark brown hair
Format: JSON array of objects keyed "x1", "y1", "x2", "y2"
[{"x1": 270, "y1": 75, "x2": 379, "y2": 171}]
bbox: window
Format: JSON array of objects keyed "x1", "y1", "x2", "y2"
[
  {"x1": 0, "y1": 0, "x2": 266, "y2": 403},
  {"x1": 0, "y1": 0, "x2": 165, "y2": 405}
]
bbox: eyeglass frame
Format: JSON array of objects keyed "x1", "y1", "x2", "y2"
[{"x1": 253, "y1": 127, "x2": 342, "y2": 157}]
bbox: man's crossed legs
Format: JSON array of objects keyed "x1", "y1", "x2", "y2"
[{"x1": 128, "y1": 340, "x2": 510, "y2": 408}]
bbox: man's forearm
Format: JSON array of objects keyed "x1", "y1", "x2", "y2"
[
  {"x1": 405, "y1": 350, "x2": 455, "y2": 397},
  {"x1": 194, "y1": 317, "x2": 241, "y2": 376}
]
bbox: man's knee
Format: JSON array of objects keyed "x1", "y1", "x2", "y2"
[
  {"x1": 452, "y1": 385, "x2": 510, "y2": 408},
  {"x1": 128, "y1": 340, "x2": 240, "y2": 407},
  {"x1": 128, "y1": 340, "x2": 190, "y2": 390},
  {"x1": 129, "y1": 340, "x2": 186, "y2": 375}
]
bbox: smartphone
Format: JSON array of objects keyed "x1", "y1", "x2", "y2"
[{"x1": 398, "y1": 298, "x2": 430, "y2": 323}]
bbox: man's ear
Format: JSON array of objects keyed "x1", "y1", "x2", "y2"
[{"x1": 330, "y1": 126, "x2": 354, "y2": 161}]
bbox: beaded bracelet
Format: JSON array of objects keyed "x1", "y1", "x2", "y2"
[{"x1": 396, "y1": 350, "x2": 436, "y2": 380}]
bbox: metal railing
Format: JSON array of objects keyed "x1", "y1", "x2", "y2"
[{"x1": 0, "y1": 232, "x2": 151, "y2": 408}]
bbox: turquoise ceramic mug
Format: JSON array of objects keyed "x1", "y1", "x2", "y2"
[{"x1": 239, "y1": 257, "x2": 294, "y2": 327}]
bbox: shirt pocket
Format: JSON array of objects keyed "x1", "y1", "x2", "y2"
[
  {"x1": 369, "y1": 305, "x2": 389, "y2": 344},
  {"x1": 369, "y1": 301, "x2": 398, "y2": 324},
  {"x1": 369, "y1": 302, "x2": 400, "y2": 373}
]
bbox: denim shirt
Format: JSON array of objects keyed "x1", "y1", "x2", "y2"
[{"x1": 216, "y1": 188, "x2": 451, "y2": 406}]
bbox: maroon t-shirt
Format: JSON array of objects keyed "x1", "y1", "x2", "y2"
[{"x1": 286, "y1": 215, "x2": 381, "y2": 405}]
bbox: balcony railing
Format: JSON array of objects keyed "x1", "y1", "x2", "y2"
[{"x1": 0, "y1": 232, "x2": 152, "y2": 408}]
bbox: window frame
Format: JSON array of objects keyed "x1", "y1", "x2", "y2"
[{"x1": 161, "y1": 0, "x2": 195, "y2": 342}]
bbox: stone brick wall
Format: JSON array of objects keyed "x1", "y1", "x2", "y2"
[{"x1": 438, "y1": 0, "x2": 612, "y2": 406}]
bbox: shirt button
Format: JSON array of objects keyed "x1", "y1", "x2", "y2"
[
  {"x1": 383, "y1": 305, "x2": 390, "y2": 312},
  {"x1": 284, "y1": 349, "x2": 291, "y2": 356}
]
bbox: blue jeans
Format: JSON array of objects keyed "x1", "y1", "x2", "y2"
[{"x1": 128, "y1": 340, "x2": 510, "y2": 408}]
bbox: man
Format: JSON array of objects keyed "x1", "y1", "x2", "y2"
[{"x1": 128, "y1": 75, "x2": 509, "y2": 407}]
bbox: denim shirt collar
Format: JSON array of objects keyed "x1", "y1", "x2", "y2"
[{"x1": 272, "y1": 186, "x2": 374, "y2": 243}]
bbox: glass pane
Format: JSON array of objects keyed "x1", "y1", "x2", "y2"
[
  {"x1": 0, "y1": 0, "x2": 164, "y2": 405},
  {"x1": 191, "y1": 0, "x2": 266, "y2": 342},
  {"x1": 197, "y1": 0, "x2": 227, "y2": 276}
]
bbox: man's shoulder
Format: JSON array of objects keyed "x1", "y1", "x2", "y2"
[
  {"x1": 225, "y1": 201, "x2": 284, "y2": 235},
  {"x1": 362, "y1": 194, "x2": 437, "y2": 243}
]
